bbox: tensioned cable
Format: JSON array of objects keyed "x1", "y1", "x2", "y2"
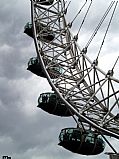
[
  {"x1": 76, "y1": 0, "x2": 93, "y2": 38},
  {"x1": 96, "y1": 1, "x2": 118, "y2": 60},
  {"x1": 64, "y1": 1, "x2": 71, "y2": 14},
  {"x1": 112, "y1": 56, "x2": 119, "y2": 71},
  {"x1": 85, "y1": 1, "x2": 115, "y2": 49},
  {"x1": 69, "y1": 0, "x2": 87, "y2": 27}
]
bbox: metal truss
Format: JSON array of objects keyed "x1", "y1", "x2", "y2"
[{"x1": 30, "y1": 0, "x2": 119, "y2": 147}]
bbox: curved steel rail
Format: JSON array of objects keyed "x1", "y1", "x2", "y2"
[{"x1": 31, "y1": 0, "x2": 119, "y2": 139}]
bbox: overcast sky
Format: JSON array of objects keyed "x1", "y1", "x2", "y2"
[{"x1": 0, "y1": 0, "x2": 119, "y2": 159}]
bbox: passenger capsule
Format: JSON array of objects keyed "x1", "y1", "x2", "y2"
[
  {"x1": 24, "y1": 22, "x2": 55, "y2": 41},
  {"x1": 58, "y1": 128, "x2": 105, "y2": 155},
  {"x1": 37, "y1": 92, "x2": 74, "y2": 117},
  {"x1": 24, "y1": 22, "x2": 33, "y2": 38},
  {"x1": 27, "y1": 57, "x2": 45, "y2": 77},
  {"x1": 27, "y1": 57, "x2": 63, "y2": 79},
  {"x1": 36, "y1": 22, "x2": 55, "y2": 41},
  {"x1": 36, "y1": 0, "x2": 54, "y2": 5}
]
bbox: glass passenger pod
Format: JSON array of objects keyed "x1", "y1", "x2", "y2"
[
  {"x1": 36, "y1": 22, "x2": 55, "y2": 42},
  {"x1": 24, "y1": 22, "x2": 55, "y2": 41},
  {"x1": 58, "y1": 128, "x2": 105, "y2": 155},
  {"x1": 24, "y1": 22, "x2": 33, "y2": 38},
  {"x1": 37, "y1": 92, "x2": 74, "y2": 117},
  {"x1": 47, "y1": 61, "x2": 63, "y2": 79},
  {"x1": 27, "y1": 57, "x2": 63, "y2": 79},
  {"x1": 36, "y1": 0, "x2": 54, "y2": 5},
  {"x1": 27, "y1": 57, "x2": 45, "y2": 77}
]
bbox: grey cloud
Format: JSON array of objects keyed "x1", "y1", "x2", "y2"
[{"x1": 0, "y1": 0, "x2": 118, "y2": 159}]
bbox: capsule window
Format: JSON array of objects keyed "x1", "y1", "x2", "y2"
[
  {"x1": 53, "y1": 67, "x2": 64, "y2": 74},
  {"x1": 61, "y1": 129, "x2": 81, "y2": 142},
  {"x1": 39, "y1": 94, "x2": 49, "y2": 103},
  {"x1": 24, "y1": 22, "x2": 32, "y2": 30},
  {"x1": 28, "y1": 57, "x2": 38, "y2": 66},
  {"x1": 49, "y1": 93, "x2": 56, "y2": 102},
  {"x1": 97, "y1": 136, "x2": 105, "y2": 148},
  {"x1": 60, "y1": 133, "x2": 64, "y2": 141},
  {"x1": 85, "y1": 133, "x2": 95, "y2": 144},
  {"x1": 31, "y1": 58, "x2": 38, "y2": 65},
  {"x1": 71, "y1": 130, "x2": 81, "y2": 141}
]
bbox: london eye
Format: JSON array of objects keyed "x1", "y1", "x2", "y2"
[{"x1": 24, "y1": 0, "x2": 119, "y2": 157}]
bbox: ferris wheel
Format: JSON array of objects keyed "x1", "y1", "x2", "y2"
[{"x1": 24, "y1": 0, "x2": 119, "y2": 157}]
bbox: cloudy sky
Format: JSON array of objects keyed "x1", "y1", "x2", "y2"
[{"x1": 0, "y1": 0, "x2": 119, "y2": 159}]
